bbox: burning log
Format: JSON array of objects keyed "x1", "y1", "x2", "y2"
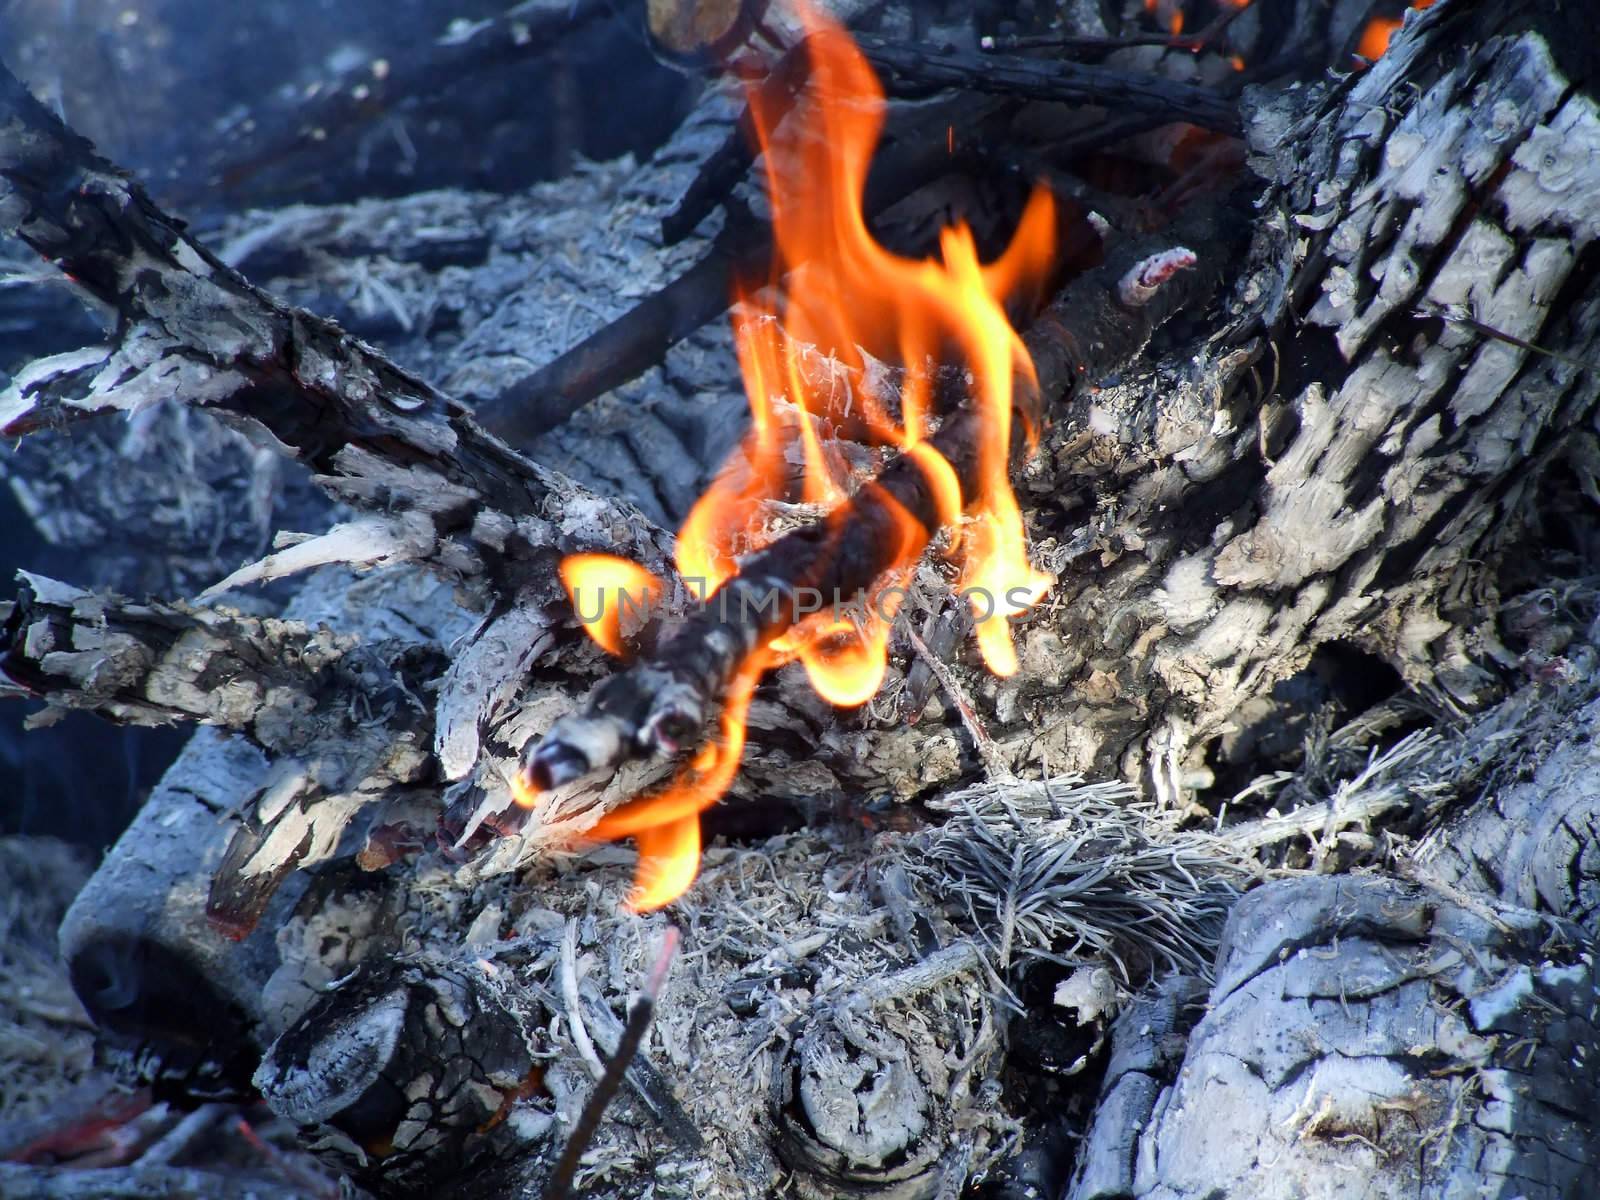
[
  {"x1": 520, "y1": 229, "x2": 1228, "y2": 795},
  {"x1": 486, "y1": 17, "x2": 1244, "y2": 442},
  {"x1": 4, "y1": 0, "x2": 1600, "y2": 1196}
]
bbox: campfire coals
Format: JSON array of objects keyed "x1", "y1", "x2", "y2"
[{"x1": 253, "y1": 953, "x2": 555, "y2": 1196}]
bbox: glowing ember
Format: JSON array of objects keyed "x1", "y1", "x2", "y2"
[{"x1": 556, "y1": 2, "x2": 1057, "y2": 910}]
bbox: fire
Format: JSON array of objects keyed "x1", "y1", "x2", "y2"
[
  {"x1": 1357, "y1": 0, "x2": 1436, "y2": 61},
  {"x1": 559, "y1": 554, "x2": 663, "y2": 658},
  {"x1": 588, "y1": 650, "x2": 771, "y2": 911},
  {"x1": 555, "y1": 2, "x2": 1057, "y2": 910}
]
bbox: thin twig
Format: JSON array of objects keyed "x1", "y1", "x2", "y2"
[
  {"x1": 544, "y1": 927, "x2": 681, "y2": 1200},
  {"x1": 904, "y1": 625, "x2": 1011, "y2": 779}
]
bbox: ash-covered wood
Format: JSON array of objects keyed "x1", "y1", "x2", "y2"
[
  {"x1": 0, "y1": 56, "x2": 675, "y2": 608},
  {"x1": 4, "y1": 1, "x2": 1600, "y2": 1197},
  {"x1": 253, "y1": 948, "x2": 555, "y2": 1196},
  {"x1": 1068, "y1": 875, "x2": 1598, "y2": 1199}
]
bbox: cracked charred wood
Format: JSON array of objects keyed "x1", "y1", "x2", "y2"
[
  {"x1": 772, "y1": 943, "x2": 999, "y2": 1200},
  {"x1": 0, "y1": 571, "x2": 445, "y2": 939},
  {"x1": 1066, "y1": 875, "x2": 1599, "y2": 1199},
  {"x1": 658, "y1": 38, "x2": 812, "y2": 245},
  {"x1": 0, "y1": 574, "x2": 425, "y2": 743},
  {"x1": 253, "y1": 949, "x2": 556, "y2": 1198},
  {"x1": 1416, "y1": 695, "x2": 1600, "y2": 934},
  {"x1": 521, "y1": 224, "x2": 1230, "y2": 791},
  {"x1": 52, "y1": 566, "x2": 481, "y2": 1085}
]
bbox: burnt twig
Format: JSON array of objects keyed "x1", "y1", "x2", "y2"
[
  {"x1": 544, "y1": 928, "x2": 680, "y2": 1200},
  {"x1": 479, "y1": 219, "x2": 766, "y2": 446},
  {"x1": 659, "y1": 41, "x2": 814, "y2": 245}
]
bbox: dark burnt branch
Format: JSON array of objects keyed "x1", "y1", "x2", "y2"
[
  {"x1": 856, "y1": 36, "x2": 1241, "y2": 136},
  {"x1": 0, "y1": 574, "x2": 422, "y2": 742},
  {"x1": 659, "y1": 40, "x2": 814, "y2": 245},
  {"x1": 0, "y1": 58, "x2": 672, "y2": 596},
  {"x1": 663, "y1": 31, "x2": 1241, "y2": 246},
  {"x1": 478, "y1": 219, "x2": 766, "y2": 447},
  {"x1": 521, "y1": 224, "x2": 1229, "y2": 791},
  {"x1": 0, "y1": 571, "x2": 443, "y2": 938}
]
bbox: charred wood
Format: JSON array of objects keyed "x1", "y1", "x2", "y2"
[
  {"x1": 854, "y1": 36, "x2": 1240, "y2": 136},
  {"x1": 0, "y1": 57, "x2": 675, "y2": 607},
  {"x1": 1066, "y1": 875, "x2": 1598, "y2": 1199},
  {"x1": 191, "y1": 0, "x2": 615, "y2": 205},
  {"x1": 657, "y1": 37, "x2": 812, "y2": 246},
  {"x1": 477, "y1": 220, "x2": 767, "y2": 446}
]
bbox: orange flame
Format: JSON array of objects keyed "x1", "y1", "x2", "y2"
[
  {"x1": 556, "y1": 3, "x2": 1057, "y2": 907},
  {"x1": 1356, "y1": 0, "x2": 1436, "y2": 62},
  {"x1": 589, "y1": 649, "x2": 771, "y2": 912},
  {"x1": 559, "y1": 554, "x2": 663, "y2": 657}
]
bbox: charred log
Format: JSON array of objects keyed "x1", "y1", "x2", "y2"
[
  {"x1": 1066, "y1": 875, "x2": 1599, "y2": 1199},
  {"x1": 0, "y1": 57, "x2": 675, "y2": 605}
]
